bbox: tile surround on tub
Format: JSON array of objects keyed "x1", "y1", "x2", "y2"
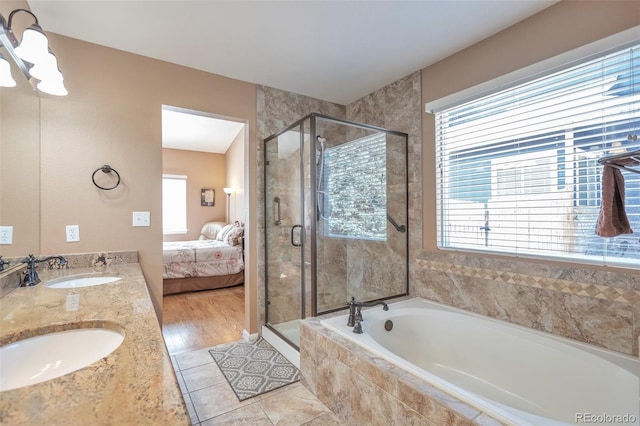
[
  {"x1": 299, "y1": 319, "x2": 500, "y2": 426},
  {"x1": 416, "y1": 258, "x2": 639, "y2": 305},
  {"x1": 412, "y1": 254, "x2": 639, "y2": 356}
]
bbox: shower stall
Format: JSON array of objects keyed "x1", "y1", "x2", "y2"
[{"x1": 264, "y1": 113, "x2": 409, "y2": 349}]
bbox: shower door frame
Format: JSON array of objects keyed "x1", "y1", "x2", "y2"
[
  {"x1": 264, "y1": 113, "x2": 410, "y2": 347},
  {"x1": 310, "y1": 113, "x2": 410, "y2": 316},
  {"x1": 264, "y1": 115, "x2": 318, "y2": 348}
]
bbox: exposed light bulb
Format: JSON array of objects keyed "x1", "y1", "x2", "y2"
[
  {"x1": 14, "y1": 23, "x2": 49, "y2": 64},
  {"x1": 37, "y1": 78, "x2": 68, "y2": 96},
  {"x1": 29, "y1": 51, "x2": 63, "y2": 82}
]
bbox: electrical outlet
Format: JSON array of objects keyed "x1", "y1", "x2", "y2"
[
  {"x1": 66, "y1": 225, "x2": 80, "y2": 242},
  {"x1": 132, "y1": 212, "x2": 150, "y2": 227},
  {"x1": 0, "y1": 226, "x2": 13, "y2": 245}
]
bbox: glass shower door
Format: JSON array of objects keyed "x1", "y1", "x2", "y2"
[{"x1": 264, "y1": 125, "x2": 308, "y2": 347}]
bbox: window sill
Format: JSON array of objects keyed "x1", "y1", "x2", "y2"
[{"x1": 163, "y1": 229, "x2": 188, "y2": 235}]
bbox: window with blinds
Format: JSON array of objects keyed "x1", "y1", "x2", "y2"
[
  {"x1": 322, "y1": 133, "x2": 387, "y2": 240},
  {"x1": 435, "y1": 43, "x2": 639, "y2": 268}
]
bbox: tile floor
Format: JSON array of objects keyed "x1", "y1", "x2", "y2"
[{"x1": 171, "y1": 344, "x2": 345, "y2": 425}]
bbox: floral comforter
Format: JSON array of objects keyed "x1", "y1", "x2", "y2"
[{"x1": 162, "y1": 239, "x2": 244, "y2": 279}]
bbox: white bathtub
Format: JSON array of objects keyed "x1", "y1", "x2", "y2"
[{"x1": 321, "y1": 298, "x2": 639, "y2": 426}]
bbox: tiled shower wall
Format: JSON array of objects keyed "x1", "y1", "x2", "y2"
[
  {"x1": 258, "y1": 71, "x2": 640, "y2": 356},
  {"x1": 258, "y1": 81, "x2": 414, "y2": 324},
  {"x1": 257, "y1": 87, "x2": 345, "y2": 326}
]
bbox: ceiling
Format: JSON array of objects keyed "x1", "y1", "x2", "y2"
[
  {"x1": 161, "y1": 107, "x2": 245, "y2": 154},
  {"x1": 26, "y1": 0, "x2": 558, "y2": 152}
]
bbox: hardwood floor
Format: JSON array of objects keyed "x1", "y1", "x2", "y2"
[{"x1": 162, "y1": 285, "x2": 245, "y2": 356}]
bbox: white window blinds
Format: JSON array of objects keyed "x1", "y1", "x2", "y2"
[{"x1": 435, "y1": 43, "x2": 639, "y2": 268}]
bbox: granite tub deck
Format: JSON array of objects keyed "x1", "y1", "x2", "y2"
[{"x1": 0, "y1": 255, "x2": 189, "y2": 425}]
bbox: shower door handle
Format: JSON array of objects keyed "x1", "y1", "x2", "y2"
[
  {"x1": 291, "y1": 225, "x2": 303, "y2": 247},
  {"x1": 274, "y1": 197, "x2": 282, "y2": 226}
]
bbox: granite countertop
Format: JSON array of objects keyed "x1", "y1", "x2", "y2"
[{"x1": 0, "y1": 259, "x2": 189, "y2": 425}]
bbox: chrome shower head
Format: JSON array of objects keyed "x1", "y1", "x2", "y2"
[{"x1": 316, "y1": 136, "x2": 326, "y2": 165}]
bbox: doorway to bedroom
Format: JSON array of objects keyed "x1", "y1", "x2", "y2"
[{"x1": 160, "y1": 105, "x2": 247, "y2": 356}]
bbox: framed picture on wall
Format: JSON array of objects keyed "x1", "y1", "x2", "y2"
[{"x1": 201, "y1": 188, "x2": 215, "y2": 206}]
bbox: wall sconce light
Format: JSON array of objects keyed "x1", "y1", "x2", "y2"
[
  {"x1": 0, "y1": 9, "x2": 67, "y2": 96},
  {"x1": 223, "y1": 187, "x2": 234, "y2": 222}
]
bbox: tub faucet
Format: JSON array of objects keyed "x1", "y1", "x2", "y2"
[
  {"x1": 346, "y1": 297, "x2": 389, "y2": 330},
  {"x1": 353, "y1": 307, "x2": 364, "y2": 334},
  {"x1": 21, "y1": 254, "x2": 68, "y2": 287},
  {"x1": 0, "y1": 256, "x2": 9, "y2": 272}
]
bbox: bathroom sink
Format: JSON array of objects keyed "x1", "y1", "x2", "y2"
[
  {"x1": 45, "y1": 275, "x2": 122, "y2": 289},
  {"x1": 0, "y1": 327, "x2": 125, "y2": 391}
]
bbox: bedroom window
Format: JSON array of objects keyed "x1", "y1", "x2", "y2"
[
  {"x1": 163, "y1": 174, "x2": 188, "y2": 234},
  {"x1": 321, "y1": 132, "x2": 387, "y2": 240},
  {"x1": 435, "y1": 43, "x2": 639, "y2": 268}
]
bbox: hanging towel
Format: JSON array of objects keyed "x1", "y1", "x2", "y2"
[{"x1": 596, "y1": 165, "x2": 633, "y2": 237}]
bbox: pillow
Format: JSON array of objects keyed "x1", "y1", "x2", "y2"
[
  {"x1": 224, "y1": 225, "x2": 245, "y2": 246},
  {"x1": 199, "y1": 221, "x2": 226, "y2": 240},
  {"x1": 216, "y1": 223, "x2": 236, "y2": 242}
]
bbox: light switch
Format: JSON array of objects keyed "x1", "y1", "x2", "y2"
[{"x1": 133, "y1": 212, "x2": 150, "y2": 227}]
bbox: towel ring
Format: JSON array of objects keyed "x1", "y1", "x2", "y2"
[{"x1": 92, "y1": 165, "x2": 121, "y2": 190}]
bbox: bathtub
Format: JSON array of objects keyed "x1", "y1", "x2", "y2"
[{"x1": 320, "y1": 298, "x2": 639, "y2": 426}]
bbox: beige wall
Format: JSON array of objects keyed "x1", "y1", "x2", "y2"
[
  {"x1": 0, "y1": 61, "x2": 40, "y2": 257},
  {"x1": 225, "y1": 127, "x2": 245, "y2": 223},
  {"x1": 162, "y1": 148, "x2": 226, "y2": 241},
  {"x1": 0, "y1": 0, "x2": 40, "y2": 258},
  {"x1": 36, "y1": 34, "x2": 257, "y2": 322}
]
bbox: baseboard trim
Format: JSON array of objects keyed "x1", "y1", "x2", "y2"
[{"x1": 242, "y1": 329, "x2": 259, "y2": 342}]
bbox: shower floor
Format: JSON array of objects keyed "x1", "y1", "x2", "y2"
[{"x1": 271, "y1": 319, "x2": 301, "y2": 348}]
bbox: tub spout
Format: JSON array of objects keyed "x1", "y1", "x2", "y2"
[
  {"x1": 346, "y1": 297, "x2": 389, "y2": 330},
  {"x1": 353, "y1": 307, "x2": 363, "y2": 334},
  {"x1": 361, "y1": 300, "x2": 389, "y2": 311}
]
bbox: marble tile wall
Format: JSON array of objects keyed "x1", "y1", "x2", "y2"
[
  {"x1": 257, "y1": 86, "x2": 346, "y2": 325},
  {"x1": 258, "y1": 78, "x2": 417, "y2": 323},
  {"x1": 344, "y1": 72, "x2": 421, "y2": 306},
  {"x1": 412, "y1": 251, "x2": 640, "y2": 356}
]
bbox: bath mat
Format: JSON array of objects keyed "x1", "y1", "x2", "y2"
[{"x1": 208, "y1": 338, "x2": 299, "y2": 401}]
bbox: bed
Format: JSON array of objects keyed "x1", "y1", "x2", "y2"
[{"x1": 162, "y1": 221, "x2": 245, "y2": 295}]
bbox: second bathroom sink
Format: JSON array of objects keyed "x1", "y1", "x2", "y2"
[{"x1": 45, "y1": 275, "x2": 122, "y2": 289}]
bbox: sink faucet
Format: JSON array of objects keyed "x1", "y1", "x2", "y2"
[
  {"x1": 21, "y1": 254, "x2": 68, "y2": 287},
  {"x1": 346, "y1": 297, "x2": 389, "y2": 334},
  {"x1": 0, "y1": 256, "x2": 9, "y2": 272}
]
